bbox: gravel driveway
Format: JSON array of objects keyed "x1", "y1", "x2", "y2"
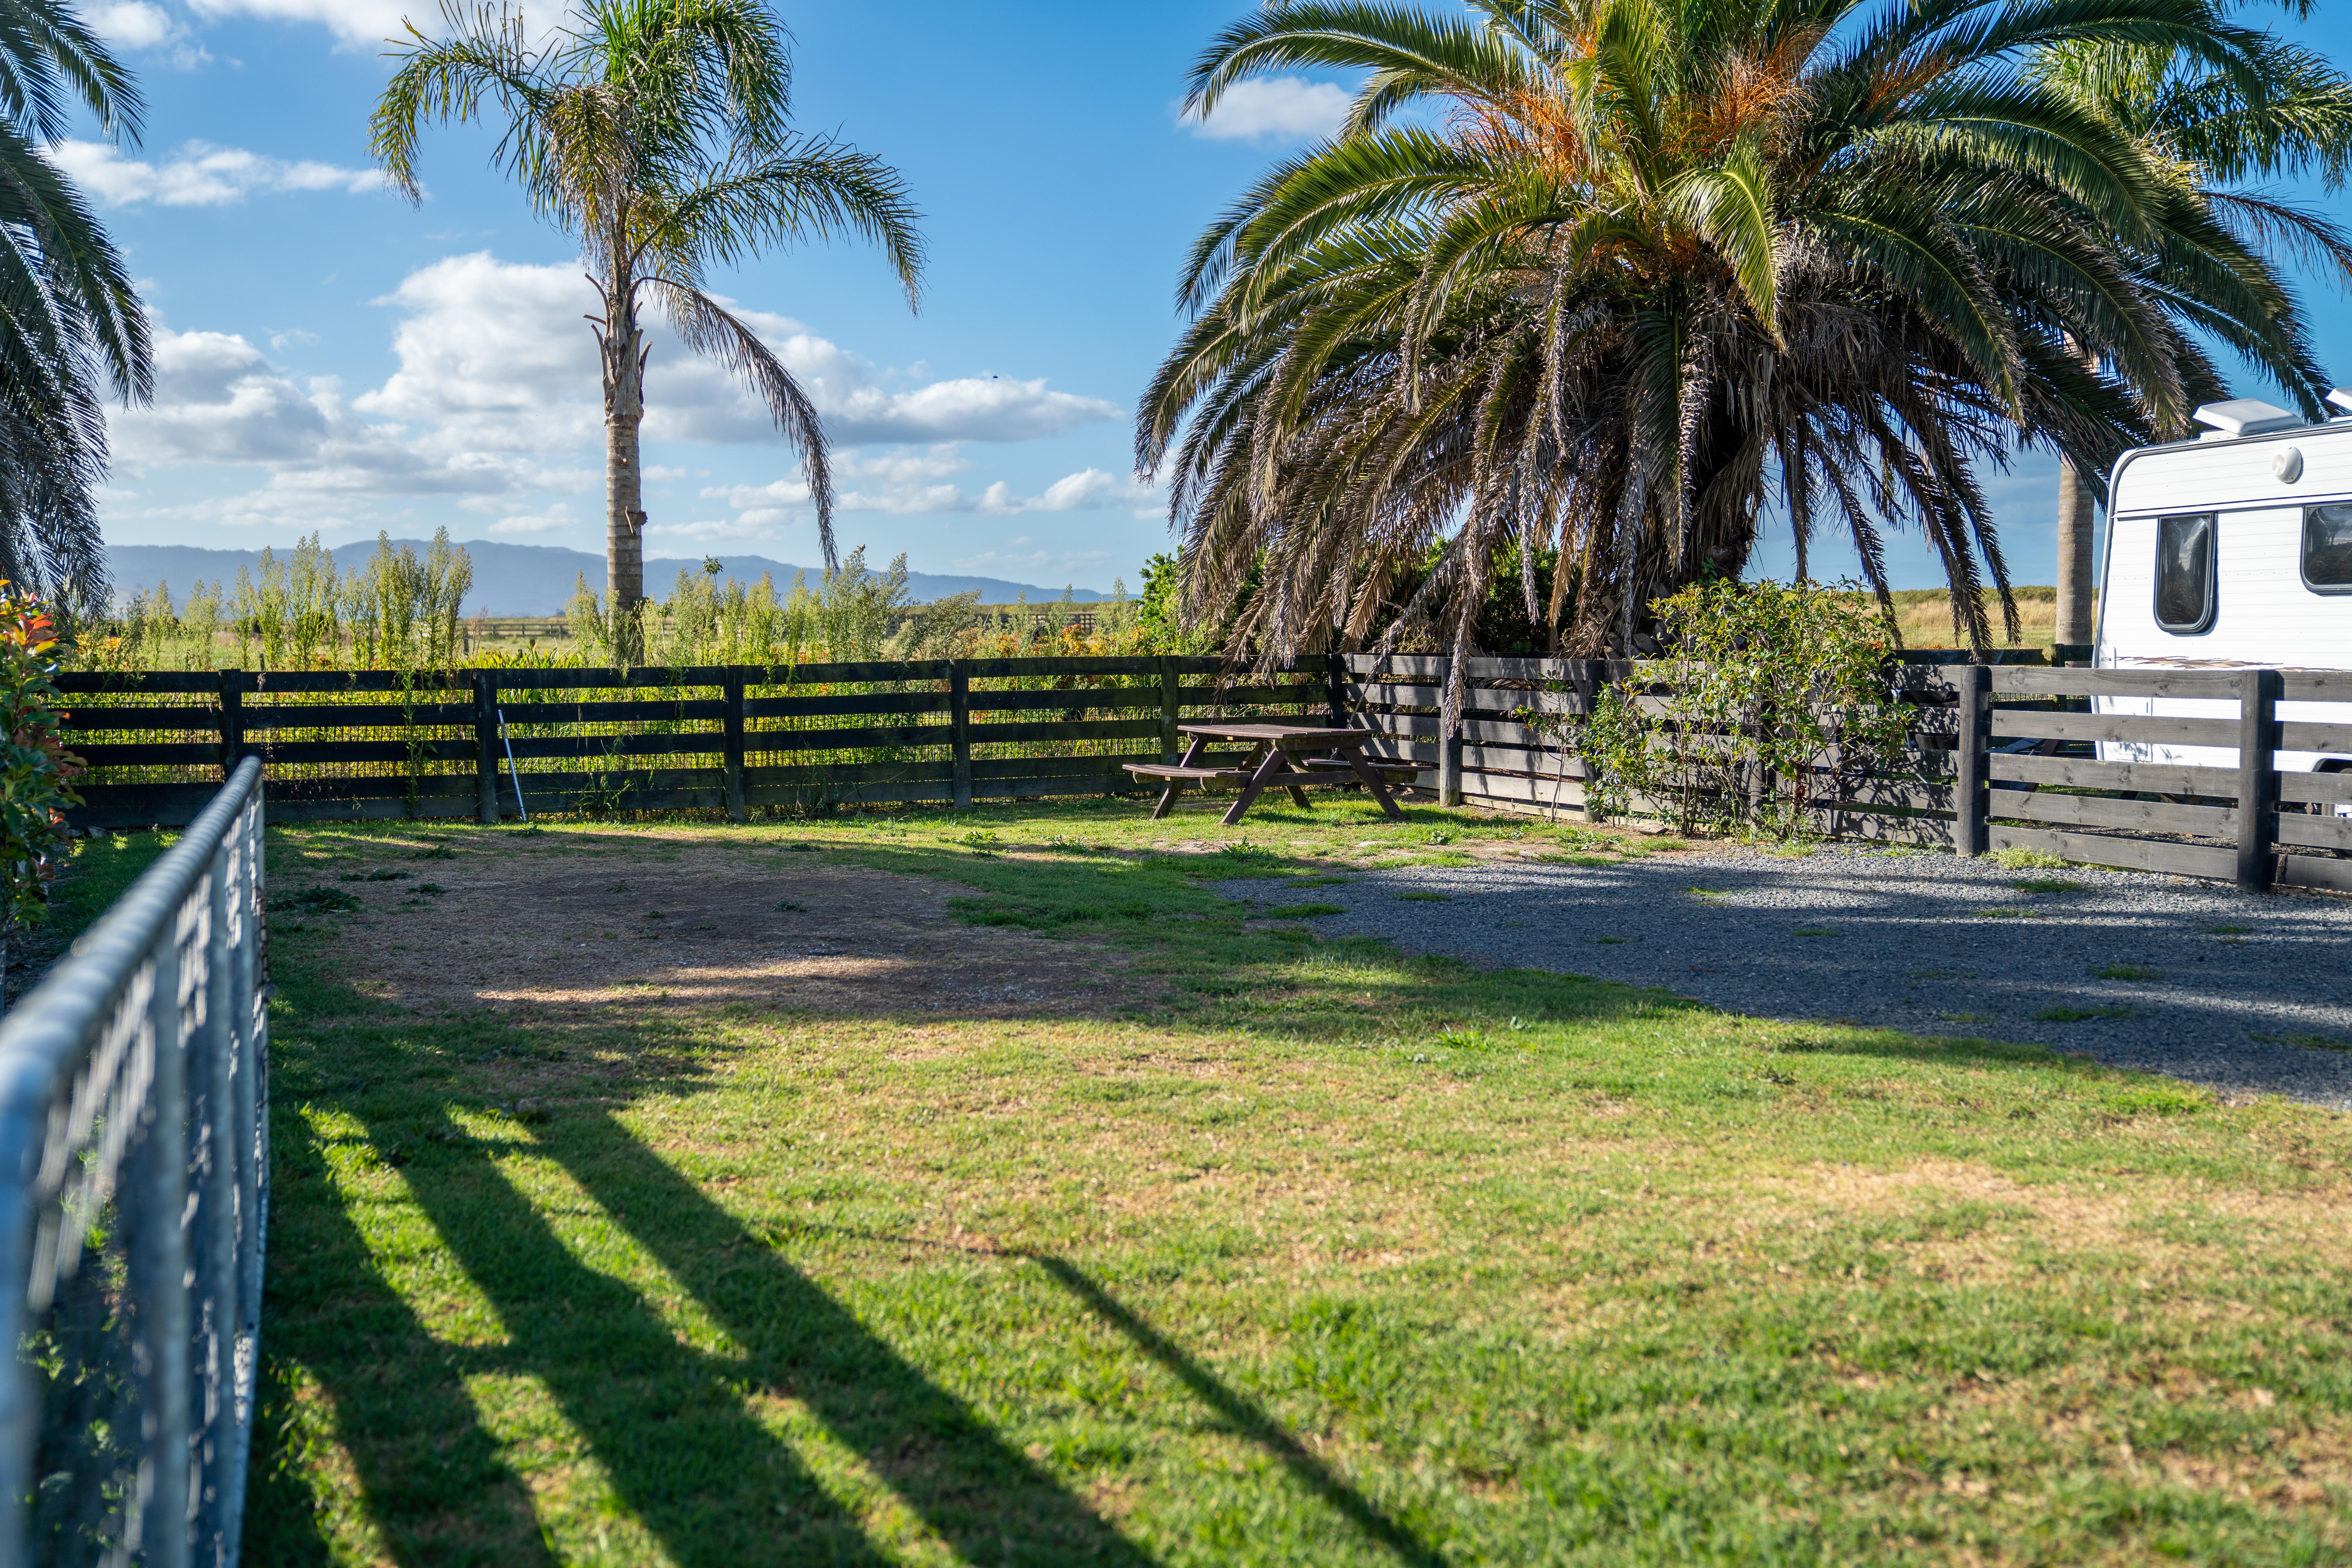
[{"x1": 1224, "y1": 845, "x2": 2352, "y2": 1109}]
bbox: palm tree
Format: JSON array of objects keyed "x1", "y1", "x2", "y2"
[
  {"x1": 0, "y1": 0, "x2": 150, "y2": 618},
  {"x1": 372, "y1": 0, "x2": 924, "y2": 640},
  {"x1": 2031, "y1": 10, "x2": 2352, "y2": 652},
  {"x1": 1141, "y1": 0, "x2": 2338, "y2": 686}
]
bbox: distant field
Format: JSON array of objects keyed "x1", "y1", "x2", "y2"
[{"x1": 1876, "y1": 586, "x2": 2057, "y2": 649}]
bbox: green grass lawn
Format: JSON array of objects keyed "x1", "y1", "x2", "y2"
[{"x1": 237, "y1": 797, "x2": 2352, "y2": 1566}]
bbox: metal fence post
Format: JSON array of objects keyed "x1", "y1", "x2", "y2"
[
  {"x1": 136, "y1": 910, "x2": 192, "y2": 1568},
  {"x1": 949, "y1": 665, "x2": 973, "y2": 810},
  {"x1": 472, "y1": 672, "x2": 499, "y2": 824},
  {"x1": 1954, "y1": 664, "x2": 1988, "y2": 855},
  {"x1": 723, "y1": 670, "x2": 748, "y2": 823},
  {"x1": 2239, "y1": 667, "x2": 2282, "y2": 894},
  {"x1": 1158, "y1": 657, "x2": 1180, "y2": 764}
]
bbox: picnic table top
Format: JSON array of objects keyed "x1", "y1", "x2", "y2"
[{"x1": 1174, "y1": 723, "x2": 1370, "y2": 743}]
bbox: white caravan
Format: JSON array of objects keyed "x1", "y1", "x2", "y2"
[{"x1": 2092, "y1": 390, "x2": 2352, "y2": 791}]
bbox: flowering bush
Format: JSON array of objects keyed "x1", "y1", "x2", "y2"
[{"x1": 0, "y1": 582, "x2": 82, "y2": 935}]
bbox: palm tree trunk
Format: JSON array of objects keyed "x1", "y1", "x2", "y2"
[
  {"x1": 599, "y1": 278, "x2": 648, "y2": 660},
  {"x1": 2055, "y1": 455, "x2": 2094, "y2": 656}
]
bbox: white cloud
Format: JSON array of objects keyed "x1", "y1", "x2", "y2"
[
  {"x1": 1186, "y1": 78, "x2": 1350, "y2": 143},
  {"x1": 89, "y1": 1, "x2": 176, "y2": 47},
  {"x1": 268, "y1": 328, "x2": 320, "y2": 351},
  {"x1": 357, "y1": 253, "x2": 1120, "y2": 450},
  {"x1": 56, "y1": 140, "x2": 389, "y2": 207},
  {"x1": 488, "y1": 504, "x2": 577, "y2": 536},
  {"x1": 701, "y1": 460, "x2": 1155, "y2": 521},
  {"x1": 644, "y1": 517, "x2": 777, "y2": 543},
  {"x1": 186, "y1": 0, "x2": 411, "y2": 48},
  {"x1": 107, "y1": 326, "x2": 585, "y2": 526},
  {"x1": 106, "y1": 253, "x2": 1126, "y2": 540}
]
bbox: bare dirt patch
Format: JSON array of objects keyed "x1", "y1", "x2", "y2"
[{"x1": 290, "y1": 832, "x2": 1131, "y2": 1020}]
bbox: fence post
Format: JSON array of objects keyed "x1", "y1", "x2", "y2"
[
  {"x1": 2238, "y1": 667, "x2": 2282, "y2": 894},
  {"x1": 1437, "y1": 656, "x2": 1463, "y2": 806},
  {"x1": 472, "y1": 672, "x2": 499, "y2": 824},
  {"x1": 217, "y1": 669, "x2": 243, "y2": 779},
  {"x1": 722, "y1": 669, "x2": 748, "y2": 823},
  {"x1": 1324, "y1": 652, "x2": 1348, "y2": 730},
  {"x1": 1158, "y1": 656, "x2": 1180, "y2": 764},
  {"x1": 1954, "y1": 663, "x2": 1988, "y2": 855},
  {"x1": 949, "y1": 664, "x2": 972, "y2": 810},
  {"x1": 135, "y1": 914, "x2": 193, "y2": 1568}
]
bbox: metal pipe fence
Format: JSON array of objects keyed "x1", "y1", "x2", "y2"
[{"x1": 0, "y1": 758, "x2": 266, "y2": 1567}]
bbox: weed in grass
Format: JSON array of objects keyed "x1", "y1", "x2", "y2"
[
  {"x1": 2013, "y1": 877, "x2": 2088, "y2": 893},
  {"x1": 2091, "y1": 962, "x2": 2163, "y2": 981},
  {"x1": 2035, "y1": 1005, "x2": 2134, "y2": 1022},
  {"x1": 2208, "y1": 923, "x2": 2255, "y2": 935},
  {"x1": 1392, "y1": 891, "x2": 1450, "y2": 902},
  {"x1": 272, "y1": 886, "x2": 359, "y2": 914},
  {"x1": 1254, "y1": 903, "x2": 1345, "y2": 920},
  {"x1": 414, "y1": 883, "x2": 448, "y2": 897},
  {"x1": 2250, "y1": 1030, "x2": 2352, "y2": 1051},
  {"x1": 339, "y1": 869, "x2": 411, "y2": 883},
  {"x1": 1592, "y1": 936, "x2": 1633, "y2": 944},
  {"x1": 1687, "y1": 885, "x2": 1727, "y2": 899},
  {"x1": 1976, "y1": 907, "x2": 2035, "y2": 920},
  {"x1": 1992, "y1": 847, "x2": 2068, "y2": 870},
  {"x1": 1424, "y1": 829, "x2": 1454, "y2": 845},
  {"x1": 774, "y1": 899, "x2": 805, "y2": 913},
  {"x1": 1794, "y1": 926, "x2": 1838, "y2": 936},
  {"x1": 1648, "y1": 837, "x2": 1688, "y2": 851},
  {"x1": 409, "y1": 845, "x2": 456, "y2": 861}
]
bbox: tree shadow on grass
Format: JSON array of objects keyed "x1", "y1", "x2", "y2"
[
  {"x1": 355, "y1": 1103, "x2": 914, "y2": 1568},
  {"x1": 247, "y1": 1118, "x2": 556, "y2": 1568},
  {"x1": 546, "y1": 1111, "x2": 1157, "y2": 1566}
]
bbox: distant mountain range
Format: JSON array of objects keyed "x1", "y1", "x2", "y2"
[{"x1": 104, "y1": 539, "x2": 1110, "y2": 616}]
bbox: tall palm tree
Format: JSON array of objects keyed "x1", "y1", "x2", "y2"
[
  {"x1": 0, "y1": 0, "x2": 150, "y2": 618},
  {"x1": 2031, "y1": 7, "x2": 2352, "y2": 652},
  {"x1": 1141, "y1": 0, "x2": 2336, "y2": 685},
  {"x1": 373, "y1": 0, "x2": 924, "y2": 636}
]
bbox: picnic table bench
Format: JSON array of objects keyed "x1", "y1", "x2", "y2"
[{"x1": 1124, "y1": 723, "x2": 1412, "y2": 825}]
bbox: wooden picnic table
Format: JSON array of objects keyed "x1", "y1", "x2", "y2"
[{"x1": 1122, "y1": 722, "x2": 1411, "y2": 825}]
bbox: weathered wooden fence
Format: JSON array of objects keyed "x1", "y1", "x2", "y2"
[
  {"x1": 54, "y1": 653, "x2": 2352, "y2": 895},
  {"x1": 55, "y1": 657, "x2": 1328, "y2": 828},
  {"x1": 1341, "y1": 653, "x2": 2352, "y2": 895}
]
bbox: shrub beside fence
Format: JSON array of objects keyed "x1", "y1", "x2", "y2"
[{"x1": 0, "y1": 758, "x2": 267, "y2": 1567}]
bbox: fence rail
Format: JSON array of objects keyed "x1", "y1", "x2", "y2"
[
  {"x1": 0, "y1": 757, "x2": 267, "y2": 1567},
  {"x1": 43, "y1": 651, "x2": 2352, "y2": 896}
]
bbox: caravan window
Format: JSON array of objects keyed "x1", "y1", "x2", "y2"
[
  {"x1": 2154, "y1": 513, "x2": 2216, "y2": 633},
  {"x1": 2305, "y1": 504, "x2": 2352, "y2": 591}
]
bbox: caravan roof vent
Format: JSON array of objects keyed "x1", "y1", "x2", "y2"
[
  {"x1": 2193, "y1": 398, "x2": 2305, "y2": 437},
  {"x1": 2329, "y1": 388, "x2": 2352, "y2": 420}
]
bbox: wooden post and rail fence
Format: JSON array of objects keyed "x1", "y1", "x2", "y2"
[{"x1": 51, "y1": 652, "x2": 2352, "y2": 896}]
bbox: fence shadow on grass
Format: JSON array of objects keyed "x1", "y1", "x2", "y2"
[
  {"x1": 355, "y1": 1104, "x2": 918, "y2": 1568},
  {"x1": 545, "y1": 1111, "x2": 1159, "y2": 1567},
  {"x1": 248, "y1": 1119, "x2": 558, "y2": 1568}
]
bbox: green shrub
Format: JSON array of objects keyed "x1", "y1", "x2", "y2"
[{"x1": 1550, "y1": 579, "x2": 1914, "y2": 838}]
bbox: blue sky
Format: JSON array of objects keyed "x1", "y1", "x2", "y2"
[{"x1": 74, "y1": 0, "x2": 2352, "y2": 597}]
